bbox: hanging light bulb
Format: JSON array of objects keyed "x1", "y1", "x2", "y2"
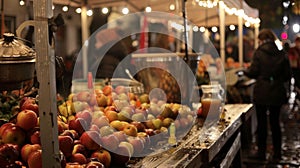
[
  {"x1": 199, "y1": 26, "x2": 206, "y2": 32},
  {"x1": 229, "y1": 25, "x2": 235, "y2": 31},
  {"x1": 102, "y1": 7, "x2": 109, "y2": 14},
  {"x1": 145, "y1": 6, "x2": 152, "y2": 12},
  {"x1": 245, "y1": 22, "x2": 251, "y2": 27},
  {"x1": 169, "y1": 4, "x2": 175, "y2": 11},
  {"x1": 19, "y1": 0, "x2": 25, "y2": 6},
  {"x1": 122, "y1": 7, "x2": 129, "y2": 14},
  {"x1": 52, "y1": 5, "x2": 55, "y2": 10},
  {"x1": 62, "y1": 5, "x2": 69, "y2": 12},
  {"x1": 87, "y1": 9, "x2": 93, "y2": 16},
  {"x1": 193, "y1": 26, "x2": 199, "y2": 32},
  {"x1": 211, "y1": 26, "x2": 218, "y2": 33},
  {"x1": 75, "y1": 7, "x2": 81, "y2": 14}
]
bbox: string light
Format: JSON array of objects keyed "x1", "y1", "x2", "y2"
[
  {"x1": 145, "y1": 6, "x2": 152, "y2": 12},
  {"x1": 75, "y1": 7, "x2": 81, "y2": 14},
  {"x1": 19, "y1": 0, "x2": 25, "y2": 6},
  {"x1": 198, "y1": 0, "x2": 218, "y2": 8},
  {"x1": 193, "y1": 26, "x2": 199, "y2": 32},
  {"x1": 122, "y1": 7, "x2": 129, "y2": 14},
  {"x1": 87, "y1": 9, "x2": 93, "y2": 16},
  {"x1": 52, "y1": 5, "x2": 55, "y2": 10},
  {"x1": 169, "y1": 4, "x2": 175, "y2": 11},
  {"x1": 102, "y1": 7, "x2": 109, "y2": 14},
  {"x1": 211, "y1": 26, "x2": 218, "y2": 33},
  {"x1": 62, "y1": 5, "x2": 69, "y2": 12},
  {"x1": 229, "y1": 25, "x2": 235, "y2": 31},
  {"x1": 199, "y1": 26, "x2": 206, "y2": 32}
]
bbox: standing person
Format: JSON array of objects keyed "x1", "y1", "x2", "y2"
[
  {"x1": 288, "y1": 36, "x2": 300, "y2": 91},
  {"x1": 243, "y1": 29, "x2": 291, "y2": 161}
]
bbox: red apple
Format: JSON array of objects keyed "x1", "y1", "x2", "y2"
[
  {"x1": 76, "y1": 110, "x2": 92, "y2": 125},
  {"x1": 102, "y1": 85, "x2": 113, "y2": 96},
  {"x1": 131, "y1": 121, "x2": 146, "y2": 132},
  {"x1": 20, "y1": 97, "x2": 39, "y2": 115},
  {"x1": 0, "y1": 144, "x2": 20, "y2": 167},
  {"x1": 27, "y1": 149, "x2": 42, "y2": 168},
  {"x1": 65, "y1": 162, "x2": 84, "y2": 168},
  {"x1": 16, "y1": 110, "x2": 38, "y2": 131},
  {"x1": 21, "y1": 144, "x2": 41, "y2": 162},
  {"x1": 100, "y1": 134, "x2": 119, "y2": 151},
  {"x1": 1, "y1": 125, "x2": 26, "y2": 146},
  {"x1": 91, "y1": 149, "x2": 111, "y2": 167},
  {"x1": 30, "y1": 130, "x2": 41, "y2": 144},
  {"x1": 105, "y1": 110, "x2": 118, "y2": 122},
  {"x1": 72, "y1": 143, "x2": 88, "y2": 157},
  {"x1": 60, "y1": 129, "x2": 79, "y2": 140},
  {"x1": 57, "y1": 120, "x2": 69, "y2": 134},
  {"x1": 0, "y1": 122, "x2": 15, "y2": 137},
  {"x1": 69, "y1": 118, "x2": 89, "y2": 135},
  {"x1": 80, "y1": 131, "x2": 101, "y2": 151},
  {"x1": 58, "y1": 135, "x2": 74, "y2": 158},
  {"x1": 91, "y1": 149, "x2": 111, "y2": 168},
  {"x1": 70, "y1": 153, "x2": 87, "y2": 165},
  {"x1": 96, "y1": 94, "x2": 107, "y2": 107}
]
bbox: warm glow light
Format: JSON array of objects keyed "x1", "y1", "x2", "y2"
[
  {"x1": 145, "y1": 6, "x2": 152, "y2": 12},
  {"x1": 122, "y1": 7, "x2": 129, "y2": 14},
  {"x1": 19, "y1": 0, "x2": 25, "y2": 6},
  {"x1": 102, "y1": 7, "x2": 109, "y2": 14},
  {"x1": 75, "y1": 7, "x2": 81, "y2": 14},
  {"x1": 245, "y1": 22, "x2": 251, "y2": 27},
  {"x1": 199, "y1": 26, "x2": 206, "y2": 32},
  {"x1": 87, "y1": 9, "x2": 93, "y2": 16},
  {"x1": 211, "y1": 26, "x2": 218, "y2": 33},
  {"x1": 293, "y1": 23, "x2": 300, "y2": 33},
  {"x1": 169, "y1": 4, "x2": 175, "y2": 11},
  {"x1": 62, "y1": 5, "x2": 69, "y2": 12},
  {"x1": 193, "y1": 26, "x2": 199, "y2": 32},
  {"x1": 52, "y1": 5, "x2": 55, "y2": 10},
  {"x1": 229, "y1": 25, "x2": 235, "y2": 31}
]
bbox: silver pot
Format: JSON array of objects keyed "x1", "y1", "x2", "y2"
[{"x1": 0, "y1": 33, "x2": 36, "y2": 90}]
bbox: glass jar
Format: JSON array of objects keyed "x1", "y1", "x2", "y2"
[{"x1": 200, "y1": 83, "x2": 224, "y2": 121}]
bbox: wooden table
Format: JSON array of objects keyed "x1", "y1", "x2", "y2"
[{"x1": 128, "y1": 104, "x2": 254, "y2": 168}]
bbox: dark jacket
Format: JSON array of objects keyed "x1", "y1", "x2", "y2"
[{"x1": 244, "y1": 41, "x2": 291, "y2": 105}]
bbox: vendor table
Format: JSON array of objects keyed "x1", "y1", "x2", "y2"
[{"x1": 128, "y1": 104, "x2": 254, "y2": 168}]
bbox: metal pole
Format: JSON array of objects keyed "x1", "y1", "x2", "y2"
[
  {"x1": 33, "y1": 0, "x2": 61, "y2": 167},
  {"x1": 81, "y1": 5, "x2": 89, "y2": 79},
  {"x1": 182, "y1": 0, "x2": 188, "y2": 63}
]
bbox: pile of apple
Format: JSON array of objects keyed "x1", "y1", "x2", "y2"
[{"x1": 0, "y1": 84, "x2": 195, "y2": 168}]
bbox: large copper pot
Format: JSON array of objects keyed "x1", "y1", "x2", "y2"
[{"x1": 0, "y1": 33, "x2": 36, "y2": 90}]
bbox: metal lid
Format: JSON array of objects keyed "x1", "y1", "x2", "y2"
[{"x1": 0, "y1": 33, "x2": 36, "y2": 61}]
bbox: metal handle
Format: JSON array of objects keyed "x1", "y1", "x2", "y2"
[{"x1": 16, "y1": 20, "x2": 35, "y2": 38}]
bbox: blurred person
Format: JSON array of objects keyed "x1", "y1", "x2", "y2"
[
  {"x1": 225, "y1": 43, "x2": 238, "y2": 62},
  {"x1": 244, "y1": 29, "x2": 291, "y2": 161},
  {"x1": 288, "y1": 36, "x2": 300, "y2": 90}
]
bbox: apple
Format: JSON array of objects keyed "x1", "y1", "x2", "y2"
[
  {"x1": 113, "y1": 131, "x2": 127, "y2": 142},
  {"x1": 144, "y1": 129, "x2": 155, "y2": 136},
  {"x1": 96, "y1": 94, "x2": 107, "y2": 107},
  {"x1": 99, "y1": 126, "x2": 114, "y2": 137},
  {"x1": 102, "y1": 85, "x2": 113, "y2": 96},
  {"x1": 131, "y1": 113, "x2": 146, "y2": 122},
  {"x1": 58, "y1": 135, "x2": 74, "y2": 158},
  {"x1": 57, "y1": 120, "x2": 69, "y2": 134},
  {"x1": 123, "y1": 124, "x2": 138, "y2": 137},
  {"x1": 139, "y1": 94, "x2": 149, "y2": 104},
  {"x1": 131, "y1": 121, "x2": 146, "y2": 132},
  {"x1": 70, "y1": 153, "x2": 87, "y2": 165},
  {"x1": 105, "y1": 110, "x2": 118, "y2": 122},
  {"x1": 117, "y1": 93, "x2": 129, "y2": 101},
  {"x1": 104, "y1": 106, "x2": 117, "y2": 113},
  {"x1": 30, "y1": 130, "x2": 41, "y2": 144},
  {"x1": 76, "y1": 110, "x2": 92, "y2": 125},
  {"x1": 16, "y1": 110, "x2": 38, "y2": 131},
  {"x1": 110, "y1": 120, "x2": 128, "y2": 131},
  {"x1": 0, "y1": 122, "x2": 15, "y2": 137},
  {"x1": 100, "y1": 134, "x2": 119, "y2": 151},
  {"x1": 86, "y1": 161, "x2": 105, "y2": 168},
  {"x1": 113, "y1": 100, "x2": 130, "y2": 111},
  {"x1": 147, "y1": 114, "x2": 155, "y2": 120},
  {"x1": 92, "y1": 116, "x2": 110, "y2": 128},
  {"x1": 0, "y1": 144, "x2": 20, "y2": 167},
  {"x1": 127, "y1": 92, "x2": 136, "y2": 101},
  {"x1": 152, "y1": 118, "x2": 162, "y2": 129},
  {"x1": 106, "y1": 95, "x2": 113, "y2": 106},
  {"x1": 65, "y1": 163, "x2": 84, "y2": 168},
  {"x1": 2, "y1": 125, "x2": 26, "y2": 146},
  {"x1": 144, "y1": 120, "x2": 155, "y2": 129},
  {"x1": 76, "y1": 91, "x2": 91, "y2": 102},
  {"x1": 114, "y1": 85, "x2": 126, "y2": 94},
  {"x1": 60, "y1": 130, "x2": 79, "y2": 140},
  {"x1": 69, "y1": 118, "x2": 89, "y2": 135},
  {"x1": 135, "y1": 107, "x2": 148, "y2": 117},
  {"x1": 20, "y1": 97, "x2": 39, "y2": 115},
  {"x1": 72, "y1": 144, "x2": 88, "y2": 157},
  {"x1": 91, "y1": 111, "x2": 104, "y2": 121},
  {"x1": 27, "y1": 149, "x2": 42, "y2": 168},
  {"x1": 21, "y1": 144, "x2": 41, "y2": 162},
  {"x1": 89, "y1": 93, "x2": 98, "y2": 106},
  {"x1": 127, "y1": 136, "x2": 145, "y2": 155},
  {"x1": 80, "y1": 131, "x2": 101, "y2": 151},
  {"x1": 91, "y1": 149, "x2": 111, "y2": 168}
]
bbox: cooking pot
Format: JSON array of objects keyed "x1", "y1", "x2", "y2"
[{"x1": 0, "y1": 33, "x2": 36, "y2": 91}]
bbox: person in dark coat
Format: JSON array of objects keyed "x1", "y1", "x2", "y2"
[{"x1": 244, "y1": 29, "x2": 291, "y2": 161}]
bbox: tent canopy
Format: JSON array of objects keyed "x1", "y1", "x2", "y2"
[{"x1": 52, "y1": 0, "x2": 259, "y2": 27}]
